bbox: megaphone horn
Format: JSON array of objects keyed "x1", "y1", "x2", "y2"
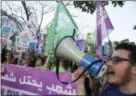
[
  {"x1": 55, "y1": 36, "x2": 107, "y2": 79},
  {"x1": 55, "y1": 36, "x2": 85, "y2": 64}
]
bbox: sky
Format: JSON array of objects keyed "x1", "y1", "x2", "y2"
[
  {"x1": 41, "y1": 1, "x2": 136, "y2": 43},
  {"x1": 2, "y1": 1, "x2": 136, "y2": 43},
  {"x1": 103, "y1": 1, "x2": 136, "y2": 42}
]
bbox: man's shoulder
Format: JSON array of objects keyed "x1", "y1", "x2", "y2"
[
  {"x1": 101, "y1": 85, "x2": 136, "y2": 96},
  {"x1": 100, "y1": 84, "x2": 119, "y2": 96},
  {"x1": 104, "y1": 84, "x2": 118, "y2": 90}
]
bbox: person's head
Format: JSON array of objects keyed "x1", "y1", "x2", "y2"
[
  {"x1": 56, "y1": 58, "x2": 70, "y2": 71},
  {"x1": 5, "y1": 51, "x2": 14, "y2": 61},
  {"x1": 24, "y1": 53, "x2": 31, "y2": 65},
  {"x1": 29, "y1": 52, "x2": 35, "y2": 61},
  {"x1": 35, "y1": 57, "x2": 45, "y2": 67},
  {"x1": 106, "y1": 43, "x2": 136, "y2": 85},
  {"x1": 1, "y1": 47, "x2": 7, "y2": 63},
  {"x1": 40, "y1": 54, "x2": 48, "y2": 63}
]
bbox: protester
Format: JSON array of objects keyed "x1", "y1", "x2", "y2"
[
  {"x1": 22, "y1": 53, "x2": 33, "y2": 67},
  {"x1": 13, "y1": 52, "x2": 19, "y2": 64},
  {"x1": 3, "y1": 51, "x2": 15, "y2": 64},
  {"x1": 51, "y1": 58, "x2": 72, "y2": 72},
  {"x1": 35, "y1": 55, "x2": 50, "y2": 70},
  {"x1": 29, "y1": 52, "x2": 36, "y2": 67},
  {"x1": 35, "y1": 56, "x2": 45, "y2": 68},
  {"x1": 1, "y1": 46, "x2": 7, "y2": 63},
  {"x1": 73, "y1": 43, "x2": 136, "y2": 96}
]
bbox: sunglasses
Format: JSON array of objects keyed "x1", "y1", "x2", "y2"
[{"x1": 107, "y1": 56, "x2": 133, "y2": 64}]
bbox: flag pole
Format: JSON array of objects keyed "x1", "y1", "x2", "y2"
[
  {"x1": 106, "y1": 30, "x2": 113, "y2": 56},
  {"x1": 100, "y1": 0, "x2": 114, "y2": 56}
]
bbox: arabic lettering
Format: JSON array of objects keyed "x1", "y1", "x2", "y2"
[
  {"x1": 2, "y1": 72, "x2": 16, "y2": 82},
  {"x1": 46, "y1": 84, "x2": 76, "y2": 95},
  {"x1": 19, "y1": 76, "x2": 43, "y2": 90}
]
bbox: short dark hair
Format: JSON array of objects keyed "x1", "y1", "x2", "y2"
[{"x1": 115, "y1": 43, "x2": 136, "y2": 64}]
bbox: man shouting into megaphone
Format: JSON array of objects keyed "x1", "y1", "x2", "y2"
[{"x1": 73, "y1": 43, "x2": 136, "y2": 96}]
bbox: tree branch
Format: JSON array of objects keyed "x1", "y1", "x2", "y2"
[
  {"x1": 21, "y1": 1, "x2": 30, "y2": 21},
  {"x1": 4, "y1": 1, "x2": 26, "y2": 23},
  {"x1": 36, "y1": 2, "x2": 44, "y2": 36},
  {"x1": 11, "y1": 13, "x2": 26, "y2": 23},
  {"x1": 1, "y1": 9, "x2": 23, "y2": 31},
  {"x1": 5, "y1": 1, "x2": 13, "y2": 14},
  {"x1": 43, "y1": 6, "x2": 56, "y2": 14}
]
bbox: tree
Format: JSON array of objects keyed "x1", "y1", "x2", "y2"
[
  {"x1": 2, "y1": 1, "x2": 75, "y2": 39},
  {"x1": 1, "y1": 1, "x2": 57, "y2": 42},
  {"x1": 1, "y1": 9, "x2": 23, "y2": 31},
  {"x1": 73, "y1": 1, "x2": 126, "y2": 14}
]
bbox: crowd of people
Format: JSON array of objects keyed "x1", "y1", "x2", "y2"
[
  {"x1": 1, "y1": 46, "x2": 77, "y2": 72},
  {"x1": 1, "y1": 43, "x2": 136, "y2": 96}
]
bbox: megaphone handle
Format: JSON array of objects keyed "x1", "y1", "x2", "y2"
[
  {"x1": 55, "y1": 59, "x2": 103, "y2": 85},
  {"x1": 55, "y1": 61, "x2": 69, "y2": 85},
  {"x1": 73, "y1": 59, "x2": 103, "y2": 82}
]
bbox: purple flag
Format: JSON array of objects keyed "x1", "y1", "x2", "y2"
[
  {"x1": 96, "y1": 1, "x2": 114, "y2": 58},
  {"x1": 1, "y1": 64, "x2": 77, "y2": 95},
  {"x1": 76, "y1": 40, "x2": 88, "y2": 52},
  {"x1": 37, "y1": 32, "x2": 42, "y2": 47},
  {"x1": 36, "y1": 32, "x2": 43, "y2": 54}
]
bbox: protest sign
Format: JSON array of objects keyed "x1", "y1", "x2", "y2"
[
  {"x1": 6, "y1": 40, "x2": 12, "y2": 50},
  {"x1": 16, "y1": 36, "x2": 28, "y2": 65},
  {"x1": 17, "y1": 30, "x2": 33, "y2": 48},
  {"x1": 1, "y1": 38, "x2": 7, "y2": 47},
  {"x1": 28, "y1": 42, "x2": 37, "y2": 49},
  {"x1": 1, "y1": 65, "x2": 77, "y2": 95},
  {"x1": 1, "y1": 26, "x2": 11, "y2": 39},
  {"x1": 16, "y1": 37, "x2": 26, "y2": 52}
]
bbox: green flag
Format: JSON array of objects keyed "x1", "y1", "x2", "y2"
[
  {"x1": 56, "y1": 1, "x2": 78, "y2": 41},
  {"x1": 44, "y1": 1, "x2": 78, "y2": 57},
  {"x1": 44, "y1": 25, "x2": 55, "y2": 57}
]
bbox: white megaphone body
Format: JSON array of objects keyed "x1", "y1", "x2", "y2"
[{"x1": 55, "y1": 36, "x2": 107, "y2": 79}]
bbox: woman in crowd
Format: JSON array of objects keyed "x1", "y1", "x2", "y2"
[
  {"x1": 22, "y1": 53, "x2": 33, "y2": 67},
  {"x1": 35, "y1": 56, "x2": 45, "y2": 69},
  {"x1": 51, "y1": 58, "x2": 72, "y2": 72},
  {"x1": 35, "y1": 55, "x2": 50, "y2": 70},
  {"x1": 3, "y1": 51, "x2": 15, "y2": 64},
  {"x1": 1, "y1": 46, "x2": 7, "y2": 63}
]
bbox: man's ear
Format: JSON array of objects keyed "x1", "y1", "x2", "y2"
[{"x1": 132, "y1": 65, "x2": 136, "y2": 75}]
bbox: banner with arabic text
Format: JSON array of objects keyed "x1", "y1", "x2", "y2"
[{"x1": 1, "y1": 64, "x2": 77, "y2": 95}]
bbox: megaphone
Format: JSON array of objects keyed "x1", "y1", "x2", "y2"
[{"x1": 55, "y1": 36, "x2": 107, "y2": 79}]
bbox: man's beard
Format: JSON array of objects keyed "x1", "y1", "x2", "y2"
[{"x1": 120, "y1": 66, "x2": 132, "y2": 85}]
